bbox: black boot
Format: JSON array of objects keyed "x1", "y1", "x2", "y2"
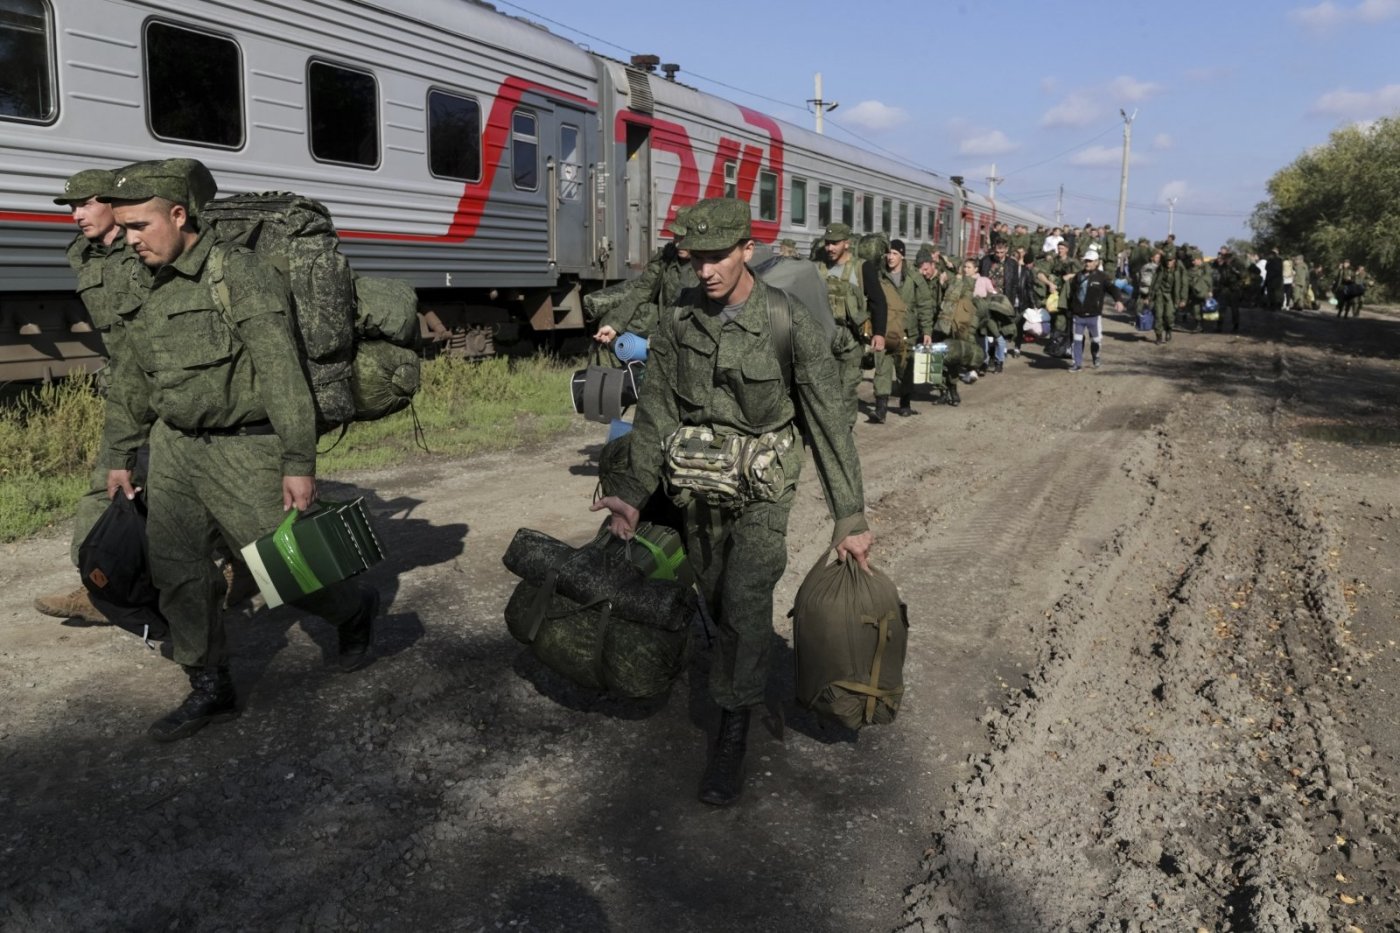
[
  {"x1": 867, "y1": 395, "x2": 888, "y2": 424},
  {"x1": 945, "y1": 379, "x2": 961, "y2": 406},
  {"x1": 337, "y1": 587, "x2": 381, "y2": 672},
  {"x1": 896, "y1": 395, "x2": 917, "y2": 416},
  {"x1": 699, "y1": 709, "x2": 751, "y2": 806},
  {"x1": 149, "y1": 665, "x2": 238, "y2": 743}
]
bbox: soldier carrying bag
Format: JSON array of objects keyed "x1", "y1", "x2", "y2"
[{"x1": 791, "y1": 550, "x2": 908, "y2": 729}]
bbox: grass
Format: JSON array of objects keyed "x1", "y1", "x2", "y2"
[{"x1": 0, "y1": 355, "x2": 580, "y2": 542}]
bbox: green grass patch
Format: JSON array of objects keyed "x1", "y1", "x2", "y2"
[{"x1": 0, "y1": 355, "x2": 580, "y2": 542}]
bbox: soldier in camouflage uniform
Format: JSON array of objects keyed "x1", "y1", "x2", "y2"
[
  {"x1": 33, "y1": 169, "x2": 140, "y2": 625},
  {"x1": 1148, "y1": 252, "x2": 1188, "y2": 343},
  {"x1": 931, "y1": 259, "x2": 991, "y2": 398},
  {"x1": 592, "y1": 198, "x2": 873, "y2": 806},
  {"x1": 815, "y1": 222, "x2": 885, "y2": 428},
  {"x1": 587, "y1": 225, "x2": 697, "y2": 352},
  {"x1": 869, "y1": 239, "x2": 934, "y2": 421},
  {"x1": 1212, "y1": 246, "x2": 1244, "y2": 333},
  {"x1": 1185, "y1": 252, "x2": 1214, "y2": 332},
  {"x1": 1048, "y1": 241, "x2": 1081, "y2": 335},
  {"x1": 101, "y1": 160, "x2": 379, "y2": 742}
]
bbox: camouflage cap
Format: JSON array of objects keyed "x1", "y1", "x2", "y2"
[
  {"x1": 53, "y1": 169, "x2": 116, "y2": 205},
  {"x1": 672, "y1": 197, "x2": 751, "y2": 251},
  {"x1": 823, "y1": 221, "x2": 852, "y2": 242},
  {"x1": 915, "y1": 247, "x2": 934, "y2": 265},
  {"x1": 101, "y1": 158, "x2": 216, "y2": 214},
  {"x1": 779, "y1": 238, "x2": 797, "y2": 249}
]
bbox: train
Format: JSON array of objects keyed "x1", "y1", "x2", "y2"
[{"x1": 0, "y1": 0, "x2": 1047, "y2": 380}]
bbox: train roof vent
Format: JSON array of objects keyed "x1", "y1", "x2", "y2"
[{"x1": 626, "y1": 67, "x2": 654, "y2": 114}]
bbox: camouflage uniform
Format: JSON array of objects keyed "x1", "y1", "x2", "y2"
[
  {"x1": 815, "y1": 222, "x2": 868, "y2": 428},
  {"x1": 607, "y1": 201, "x2": 868, "y2": 714},
  {"x1": 1148, "y1": 258, "x2": 1188, "y2": 341},
  {"x1": 871, "y1": 248, "x2": 933, "y2": 413},
  {"x1": 1185, "y1": 256, "x2": 1213, "y2": 332},
  {"x1": 1212, "y1": 252, "x2": 1244, "y2": 333},
  {"x1": 102, "y1": 161, "x2": 373, "y2": 706}
]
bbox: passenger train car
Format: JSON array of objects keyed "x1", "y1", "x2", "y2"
[{"x1": 0, "y1": 0, "x2": 1045, "y2": 379}]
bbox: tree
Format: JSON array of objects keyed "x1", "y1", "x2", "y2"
[{"x1": 1251, "y1": 117, "x2": 1400, "y2": 297}]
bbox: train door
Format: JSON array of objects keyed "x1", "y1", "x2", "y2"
[
  {"x1": 548, "y1": 104, "x2": 590, "y2": 274},
  {"x1": 624, "y1": 121, "x2": 651, "y2": 272}
]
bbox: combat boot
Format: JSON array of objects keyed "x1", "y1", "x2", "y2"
[
  {"x1": 945, "y1": 380, "x2": 961, "y2": 406},
  {"x1": 867, "y1": 396, "x2": 888, "y2": 424},
  {"x1": 699, "y1": 708, "x2": 751, "y2": 806},
  {"x1": 149, "y1": 666, "x2": 238, "y2": 742},
  {"x1": 895, "y1": 395, "x2": 917, "y2": 416},
  {"x1": 337, "y1": 587, "x2": 381, "y2": 672},
  {"x1": 34, "y1": 585, "x2": 108, "y2": 623}
]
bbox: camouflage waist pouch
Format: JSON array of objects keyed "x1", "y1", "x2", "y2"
[{"x1": 664, "y1": 426, "x2": 793, "y2": 507}]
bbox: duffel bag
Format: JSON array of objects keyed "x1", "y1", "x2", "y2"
[
  {"x1": 792, "y1": 551, "x2": 908, "y2": 729},
  {"x1": 502, "y1": 526, "x2": 697, "y2": 697},
  {"x1": 1136, "y1": 307, "x2": 1155, "y2": 332}
]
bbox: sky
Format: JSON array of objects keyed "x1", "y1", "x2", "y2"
[{"x1": 490, "y1": 0, "x2": 1400, "y2": 251}]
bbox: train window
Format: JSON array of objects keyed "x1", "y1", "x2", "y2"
[
  {"x1": 841, "y1": 190, "x2": 853, "y2": 227},
  {"x1": 427, "y1": 89, "x2": 481, "y2": 181},
  {"x1": 0, "y1": 0, "x2": 53, "y2": 123},
  {"x1": 558, "y1": 123, "x2": 581, "y2": 200},
  {"x1": 309, "y1": 61, "x2": 377, "y2": 167},
  {"x1": 899, "y1": 202, "x2": 908, "y2": 238},
  {"x1": 511, "y1": 109, "x2": 538, "y2": 190},
  {"x1": 146, "y1": 22, "x2": 242, "y2": 147},
  {"x1": 818, "y1": 184, "x2": 832, "y2": 227},
  {"x1": 914, "y1": 205, "x2": 923, "y2": 239},
  {"x1": 861, "y1": 194, "x2": 873, "y2": 233},
  {"x1": 723, "y1": 161, "x2": 737, "y2": 199},
  {"x1": 790, "y1": 177, "x2": 807, "y2": 226},
  {"x1": 881, "y1": 198, "x2": 891, "y2": 235},
  {"x1": 758, "y1": 171, "x2": 777, "y2": 222}
]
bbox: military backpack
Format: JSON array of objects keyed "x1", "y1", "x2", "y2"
[{"x1": 202, "y1": 193, "x2": 421, "y2": 434}]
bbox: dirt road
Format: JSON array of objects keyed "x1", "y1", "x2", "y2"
[{"x1": 3, "y1": 304, "x2": 1398, "y2": 932}]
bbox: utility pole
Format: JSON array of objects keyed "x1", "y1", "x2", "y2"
[
  {"x1": 1167, "y1": 196, "x2": 1178, "y2": 236},
  {"x1": 807, "y1": 73, "x2": 838, "y2": 135},
  {"x1": 986, "y1": 163, "x2": 1003, "y2": 202},
  {"x1": 1117, "y1": 108, "x2": 1136, "y2": 233},
  {"x1": 1055, "y1": 184, "x2": 1063, "y2": 225}
]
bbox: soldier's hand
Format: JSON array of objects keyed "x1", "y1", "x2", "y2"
[
  {"x1": 283, "y1": 475, "x2": 317, "y2": 513},
  {"x1": 870, "y1": 334, "x2": 886, "y2": 352},
  {"x1": 106, "y1": 469, "x2": 139, "y2": 501},
  {"x1": 836, "y1": 530, "x2": 874, "y2": 574},
  {"x1": 590, "y1": 495, "x2": 639, "y2": 540},
  {"x1": 594, "y1": 325, "x2": 618, "y2": 344},
  {"x1": 922, "y1": 334, "x2": 932, "y2": 346}
]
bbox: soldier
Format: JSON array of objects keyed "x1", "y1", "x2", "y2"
[
  {"x1": 591, "y1": 198, "x2": 873, "y2": 806},
  {"x1": 1049, "y1": 240, "x2": 1081, "y2": 336},
  {"x1": 869, "y1": 239, "x2": 933, "y2": 421},
  {"x1": 588, "y1": 238, "x2": 696, "y2": 349},
  {"x1": 101, "y1": 159, "x2": 380, "y2": 742},
  {"x1": 1213, "y1": 246, "x2": 1244, "y2": 333},
  {"x1": 33, "y1": 169, "x2": 137, "y2": 625},
  {"x1": 931, "y1": 259, "x2": 991, "y2": 402},
  {"x1": 1185, "y1": 252, "x2": 1214, "y2": 332},
  {"x1": 1148, "y1": 251, "x2": 1188, "y2": 343},
  {"x1": 816, "y1": 222, "x2": 886, "y2": 427}
]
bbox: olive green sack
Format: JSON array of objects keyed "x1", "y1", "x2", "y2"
[{"x1": 792, "y1": 551, "x2": 908, "y2": 728}]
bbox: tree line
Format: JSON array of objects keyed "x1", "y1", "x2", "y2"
[{"x1": 1251, "y1": 115, "x2": 1399, "y2": 299}]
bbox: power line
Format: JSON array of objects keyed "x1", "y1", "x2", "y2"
[{"x1": 1001, "y1": 124, "x2": 1118, "y2": 177}]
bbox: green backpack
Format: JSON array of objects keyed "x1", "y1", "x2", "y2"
[{"x1": 203, "y1": 193, "x2": 421, "y2": 433}]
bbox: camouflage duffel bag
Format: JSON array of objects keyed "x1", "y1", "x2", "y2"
[
  {"x1": 792, "y1": 551, "x2": 908, "y2": 729},
  {"x1": 502, "y1": 526, "x2": 697, "y2": 697}
]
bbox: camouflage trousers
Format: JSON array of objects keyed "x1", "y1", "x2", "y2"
[
  {"x1": 1153, "y1": 305, "x2": 1177, "y2": 339},
  {"x1": 683, "y1": 483, "x2": 799, "y2": 711},
  {"x1": 147, "y1": 421, "x2": 363, "y2": 668},
  {"x1": 871, "y1": 334, "x2": 913, "y2": 398},
  {"x1": 832, "y1": 329, "x2": 863, "y2": 429}
]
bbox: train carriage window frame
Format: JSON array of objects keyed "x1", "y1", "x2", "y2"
[
  {"x1": 0, "y1": 0, "x2": 56, "y2": 125},
  {"x1": 840, "y1": 189, "x2": 854, "y2": 227},
  {"x1": 790, "y1": 177, "x2": 807, "y2": 227},
  {"x1": 510, "y1": 108, "x2": 538, "y2": 191},
  {"x1": 881, "y1": 198, "x2": 891, "y2": 235},
  {"x1": 914, "y1": 205, "x2": 923, "y2": 240},
  {"x1": 898, "y1": 202, "x2": 908, "y2": 238},
  {"x1": 817, "y1": 183, "x2": 832, "y2": 228},
  {"x1": 144, "y1": 20, "x2": 243, "y2": 148},
  {"x1": 427, "y1": 88, "x2": 482, "y2": 182},
  {"x1": 723, "y1": 160, "x2": 737, "y2": 199},
  {"x1": 862, "y1": 193, "x2": 873, "y2": 234},
  {"x1": 308, "y1": 59, "x2": 379, "y2": 169},
  {"x1": 758, "y1": 170, "x2": 777, "y2": 222}
]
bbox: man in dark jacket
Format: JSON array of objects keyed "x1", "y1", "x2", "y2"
[{"x1": 1067, "y1": 250, "x2": 1125, "y2": 372}]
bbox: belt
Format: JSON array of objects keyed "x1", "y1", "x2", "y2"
[{"x1": 172, "y1": 420, "x2": 277, "y2": 440}]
